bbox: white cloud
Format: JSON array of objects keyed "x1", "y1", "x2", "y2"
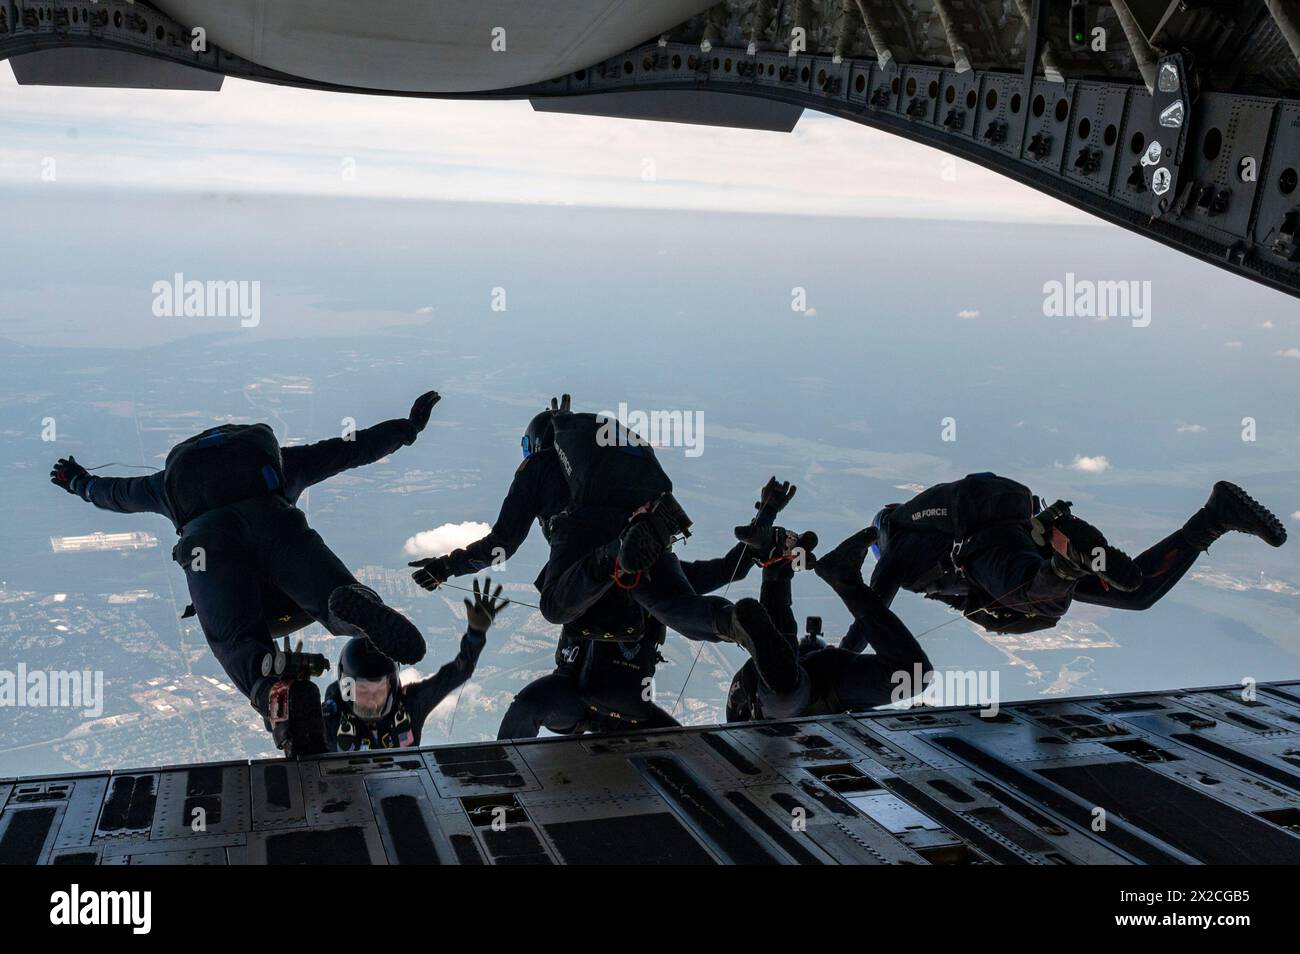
[
  {"x1": 1276, "y1": 348, "x2": 1300, "y2": 359},
  {"x1": 415, "y1": 305, "x2": 434, "y2": 315},
  {"x1": 1224, "y1": 340, "x2": 1243, "y2": 348},
  {"x1": 1176, "y1": 423, "x2": 1206, "y2": 434},
  {"x1": 1066, "y1": 455, "x2": 1111, "y2": 474},
  {"x1": 403, "y1": 521, "x2": 491, "y2": 558},
  {"x1": 1258, "y1": 320, "x2": 1274, "y2": 329},
  {"x1": 1292, "y1": 511, "x2": 1300, "y2": 522},
  {"x1": 956, "y1": 309, "x2": 980, "y2": 320}
]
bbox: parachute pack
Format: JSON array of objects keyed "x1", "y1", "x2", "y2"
[
  {"x1": 551, "y1": 412, "x2": 673, "y2": 511},
  {"x1": 578, "y1": 631, "x2": 665, "y2": 722},
  {"x1": 162, "y1": 422, "x2": 286, "y2": 530},
  {"x1": 885, "y1": 473, "x2": 1059, "y2": 633},
  {"x1": 886, "y1": 472, "x2": 1040, "y2": 556}
]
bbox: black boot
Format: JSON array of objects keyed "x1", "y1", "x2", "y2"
[
  {"x1": 1183, "y1": 481, "x2": 1287, "y2": 550},
  {"x1": 616, "y1": 502, "x2": 686, "y2": 574},
  {"x1": 328, "y1": 584, "x2": 427, "y2": 664},
  {"x1": 718, "y1": 598, "x2": 799, "y2": 694},
  {"x1": 616, "y1": 513, "x2": 668, "y2": 574},
  {"x1": 1042, "y1": 513, "x2": 1142, "y2": 591},
  {"x1": 813, "y1": 527, "x2": 878, "y2": 586}
]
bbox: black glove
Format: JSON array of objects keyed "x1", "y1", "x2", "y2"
[
  {"x1": 755, "y1": 477, "x2": 796, "y2": 523},
  {"x1": 464, "y1": 577, "x2": 509, "y2": 636},
  {"x1": 50, "y1": 456, "x2": 90, "y2": 496},
  {"x1": 735, "y1": 522, "x2": 783, "y2": 554},
  {"x1": 735, "y1": 477, "x2": 798, "y2": 551},
  {"x1": 407, "y1": 390, "x2": 441, "y2": 437},
  {"x1": 409, "y1": 554, "x2": 454, "y2": 591},
  {"x1": 548, "y1": 394, "x2": 572, "y2": 415}
]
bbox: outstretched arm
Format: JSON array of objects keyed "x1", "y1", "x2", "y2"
[
  {"x1": 281, "y1": 390, "x2": 439, "y2": 498},
  {"x1": 681, "y1": 541, "x2": 753, "y2": 593},
  {"x1": 681, "y1": 478, "x2": 801, "y2": 594},
  {"x1": 403, "y1": 630, "x2": 486, "y2": 721},
  {"x1": 405, "y1": 579, "x2": 509, "y2": 724},
  {"x1": 51, "y1": 457, "x2": 171, "y2": 518},
  {"x1": 411, "y1": 455, "x2": 549, "y2": 589}
]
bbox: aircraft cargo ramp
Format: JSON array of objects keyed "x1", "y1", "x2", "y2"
[{"x1": 4, "y1": 682, "x2": 1300, "y2": 865}]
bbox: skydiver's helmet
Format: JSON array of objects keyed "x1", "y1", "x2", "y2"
[
  {"x1": 521, "y1": 408, "x2": 557, "y2": 459},
  {"x1": 870, "y1": 504, "x2": 899, "y2": 560},
  {"x1": 338, "y1": 637, "x2": 399, "y2": 722}
]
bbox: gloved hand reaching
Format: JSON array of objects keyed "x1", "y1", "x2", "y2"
[
  {"x1": 409, "y1": 554, "x2": 453, "y2": 591},
  {"x1": 755, "y1": 477, "x2": 797, "y2": 523},
  {"x1": 464, "y1": 577, "x2": 510, "y2": 637},
  {"x1": 50, "y1": 456, "x2": 90, "y2": 496},
  {"x1": 735, "y1": 476, "x2": 798, "y2": 547},
  {"x1": 407, "y1": 390, "x2": 441, "y2": 437}
]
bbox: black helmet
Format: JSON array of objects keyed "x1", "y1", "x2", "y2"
[
  {"x1": 338, "y1": 637, "x2": 399, "y2": 721},
  {"x1": 521, "y1": 409, "x2": 556, "y2": 459},
  {"x1": 522, "y1": 394, "x2": 571, "y2": 459}
]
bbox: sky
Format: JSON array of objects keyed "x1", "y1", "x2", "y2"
[{"x1": 0, "y1": 62, "x2": 1100, "y2": 222}]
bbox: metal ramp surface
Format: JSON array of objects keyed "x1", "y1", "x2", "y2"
[{"x1": 4, "y1": 682, "x2": 1300, "y2": 864}]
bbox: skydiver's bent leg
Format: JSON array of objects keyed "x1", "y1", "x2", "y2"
[
  {"x1": 755, "y1": 645, "x2": 927, "y2": 720},
  {"x1": 624, "y1": 551, "x2": 730, "y2": 643},
  {"x1": 1072, "y1": 529, "x2": 1197, "y2": 610},
  {"x1": 961, "y1": 534, "x2": 1074, "y2": 620},
  {"x1": 817, "y1": 527, "x2": 933, "y2": 685},
  {"x1": 801, "y1": 648, "x2": 908, "y2": 712},
  {"x1": 629, "y1": 553, "x2": 799, "y2": 691},
  {"x1": 1075, "y1": 482, "x2": 1287, "y2": 610},
  {"x1": 539, "y1": 509, "x2": 797, "y2": 690},
  {"x1": 184, "y1": 547, "x2": 271, "y2": 701},
  {"x1": 496, "y1": 673, "x2": 588, "y2": 740},
  {"x1": 537, "y1": 508, "x2": 633, "y2": 625},
  {"x1": 245, "y1": 497, "x2": 359, "y2": 619},
  {"x1": 539, "y1": 509, "x2": 729, "y2": 643},
  {"x1": 754, "y1": 669, "x2": 812, "y2": 719},
  {"x1": 248, "y1": 497, "x2": 426, "y2": 663},
  {"x1": 759, "y1": 563, "x2": 797, "y2": 639},
  {"x1": 831, "y1": 578, "x2": 932, "y2": 686}
]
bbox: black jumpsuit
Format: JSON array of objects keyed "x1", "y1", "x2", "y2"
[
  {"x1": 497, "y1": 542, "x2": 755, "y2": 739},
  {"x1": 74, "y1": 419, "x2": 418, "y2": 699},
  {"x1": 866, "y1": 473, "x2": 1213, "y2": 637},
  {"x1": 443, "y1": 448, "x2": 744, "y2": 646},
  {"x1": 727, "y1": 561, "x2": 933, "y2": 721}
]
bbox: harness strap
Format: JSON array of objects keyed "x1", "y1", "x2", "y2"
[{"x1": 612, "y1": 557, "x2": 642, "y2": 590}]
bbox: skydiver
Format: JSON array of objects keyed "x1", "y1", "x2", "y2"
[
  {"x1": 726, "y1": 527, "x2": 933, "y2": 721},
  {"x1": 494, "y1": 626, "x2": 678, "y2": 739},
  {"x1": 494, "y1": 511, "x2": 782, "y2": 739},
  {"x1": 49, "y1": 390, "x2": 443, "y2": 755},
  {"x1": 410, "y1": 398, "x2": 802, "y2": 698},
  {"x1": 865, "y1": 472, "x2": 1288, "y2": 637},
  {"x1": 323, "y1": 578, "x2": 509, "y2": 750}
]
